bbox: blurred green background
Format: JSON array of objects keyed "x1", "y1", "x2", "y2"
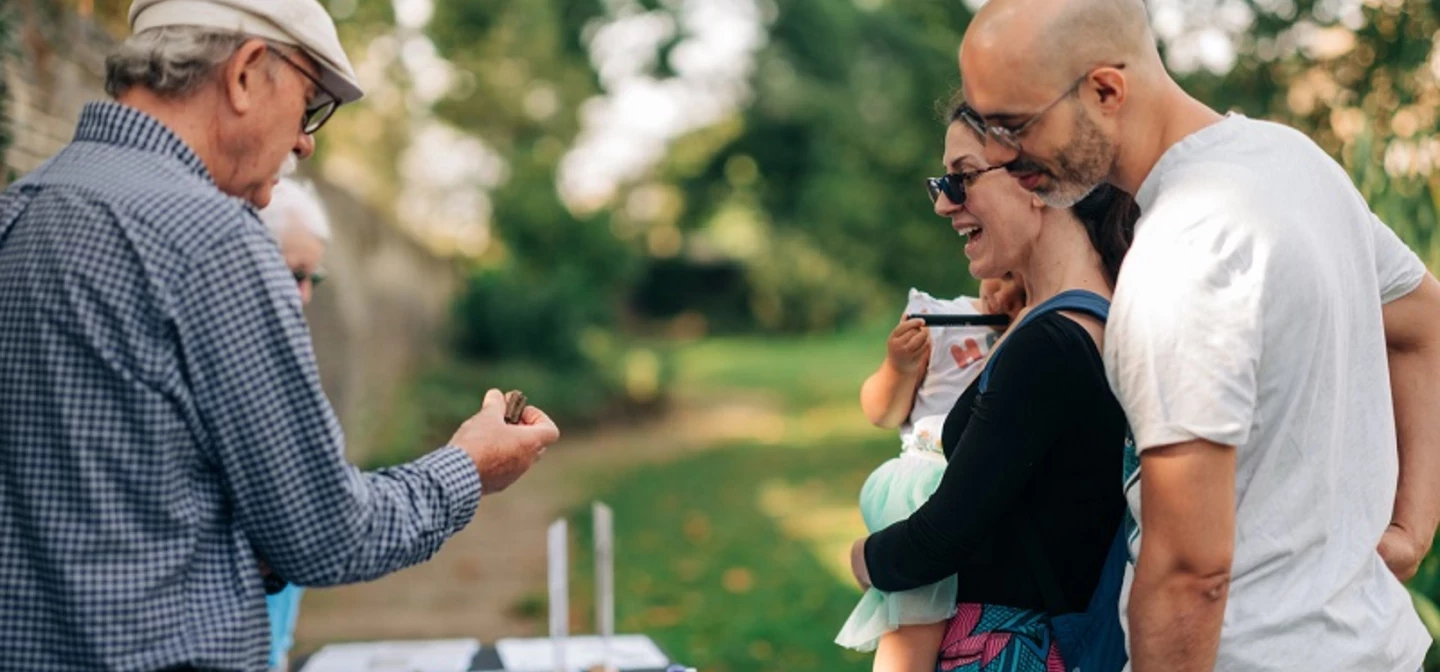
[{"x1": 6, "y1": 0, "x2": 1440, "y2": 669}]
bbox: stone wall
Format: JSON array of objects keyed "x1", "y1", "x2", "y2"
[
  {"x1": 4, "y1": 6, "x2": 112, "y2": 179},
  {"x1": 304, "y1": 179, "x2": 461, "y2": 462},
  {"x1": 3, "y1": 5, "x2": 459, "y2": 463}
]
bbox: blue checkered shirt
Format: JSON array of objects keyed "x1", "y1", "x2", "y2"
[{"x1": 0, "y1": 102, "x2": 482, "y2": 671}]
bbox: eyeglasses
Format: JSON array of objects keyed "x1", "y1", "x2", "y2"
[
  {"x1": 293, "y1": 269, "x2": 327, "y2": 288},
  {"x1": 267, "y1": 46, "x2": 339, "y2": 135},
  {"x1": 926, "y1": 165, "x2": 1004, "y2": 205},
  {"x1": 956, "y1": 64, "x2": 1125, "y2": 152}
]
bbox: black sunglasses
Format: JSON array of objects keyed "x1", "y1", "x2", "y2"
[
  {"x1": 925, "y1": 165, "x2": 1004, "y2": 205},
  {"x1": 267, "y1": 46, "x2": 339, "y2": 135}
]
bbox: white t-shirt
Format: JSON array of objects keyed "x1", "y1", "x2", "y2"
[
  {"x1": 1105, "y1": 114, "x2": 1430, "y2": 671},
  {"x1": 900, "y1": 289, "x2": 998, "y2": 442}
]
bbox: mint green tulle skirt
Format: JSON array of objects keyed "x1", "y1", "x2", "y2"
[{"x1": 835, "y1": 440, "x2": 957, "y2": 652}]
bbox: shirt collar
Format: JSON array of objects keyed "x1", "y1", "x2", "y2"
[
  {"x1": 73, "y1": 101, "x2": 214, "y2": 184},
  {"x1": 1135, "y1": 112, "x2": 1245, "y2": 215}
]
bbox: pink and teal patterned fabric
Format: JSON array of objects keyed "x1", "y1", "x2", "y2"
[{"x1": 937, "y1": 603, "x2": 1064, "y2": 672}]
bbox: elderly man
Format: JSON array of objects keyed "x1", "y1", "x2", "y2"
[
  {"x1": 0, "y1": 1, "x2": 559, "y2": 670},
  {"x1": 956, "y1": 1, "x2": 1440, "y2": 670}
]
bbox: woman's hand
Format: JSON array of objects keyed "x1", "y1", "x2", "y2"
[
  {"x1": 850, "y1": 538, "x2": 872, "y2": 589},
  {"x1": 886, "y1": 317, "x2": 931, "y2": 375}
]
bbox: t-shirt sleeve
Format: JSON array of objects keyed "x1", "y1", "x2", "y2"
[
  {"x1": 1369, "y1": 213, "x2": 1426, "y2": 304},
  {"x1": 864, "y1": 318, "x2": 1082, "y2": 591},
  {"x1": 1105, "y1": 218, "x2": 1263, "y2": 452}
]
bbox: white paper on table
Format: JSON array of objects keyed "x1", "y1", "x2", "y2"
[
  {"x1": 300, "y1": 638, "x2": 480, "y2": 672},
  {"x1": 496, "y1": 635, "x2": 668, "y2": 672}
]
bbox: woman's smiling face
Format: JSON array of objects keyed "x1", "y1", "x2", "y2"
[{"x1": 934, "y1": 122, "x2": 1045, "y2": 280}]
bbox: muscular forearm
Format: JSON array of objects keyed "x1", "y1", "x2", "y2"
[
  {"x1": 1128, "y1": 564, "x2": 1229, "y2": 671},
  {"x1": 1381, "y1": 274, "x2": 1440, "y2": 575},
  {"x1": 1387, "y1": 343, "x2": 1440, "y2": 557},
  {"x1": 1130, "y1": 439, "x2": 1235, "y2": 671},
  {"x1": 860, "y1": 360, "x2": 924, "y2": 429}
]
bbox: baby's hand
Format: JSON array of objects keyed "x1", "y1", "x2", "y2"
[
  {"x1": 886, "y1": 316, "x2": 931, "y2": 374},
  {"x1": 980, "y1": 275, "x2": 1025, "y2": 322}
]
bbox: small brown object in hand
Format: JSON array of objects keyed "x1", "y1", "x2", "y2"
[{"x1": 503, "y1": 390, "x2": 527, "y2": 424}]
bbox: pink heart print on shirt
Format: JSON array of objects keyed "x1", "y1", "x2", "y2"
[{"x1": 950, "y1": 338, "x2": 984, "y2": 368}]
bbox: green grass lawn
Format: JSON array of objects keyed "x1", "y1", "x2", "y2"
[
  {"x1": 668, "y1": 323, "x2": 892, "y2": 410},
  {"x1": 567, "y1": 440, "x2": 889, "y2": 672},
  {"x1": 558, "y1": 325, "x2": 901, "y2": 671}
]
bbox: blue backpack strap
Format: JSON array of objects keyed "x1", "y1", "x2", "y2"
[
  {"x1": 978, "y1": 289, "x2": 1110, "y2": 392},
  {"x1": 979, "y1": 289, "x2": 1129, "y2": 671}
]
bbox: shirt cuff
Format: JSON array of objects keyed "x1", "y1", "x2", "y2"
[
  {"x1": 862, "y1": 534, "x2": 895, "y2": 592},
  {"x1": 417, "y1": 445, "x2": 483, "y2": 534}
]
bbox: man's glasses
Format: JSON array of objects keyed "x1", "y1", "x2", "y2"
[
  {"x1": 293, "y1": 269, "x2": 327, "y2": 288},
  {"x1": 956, "y1": 64, "x2": 1125, "y2": 153},
  {"x1": 267, "y1": 46, "x2": 339, "y2": 135},
  {"x1": 926, "y1": 165, "x2": 1003, "y2": 205}
]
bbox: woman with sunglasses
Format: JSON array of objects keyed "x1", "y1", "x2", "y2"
[{"x1": 843, "y1": 98, "x2": 1139, "y2": 672}]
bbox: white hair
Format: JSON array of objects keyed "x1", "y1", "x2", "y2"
[
  {"x1": 105, "y1": 26, "x2": 255, "y2": 99},
  {"x1": 260, "y1": 178, "x2": 332, "y2": 243}
]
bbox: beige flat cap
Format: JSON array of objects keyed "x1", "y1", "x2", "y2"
[{"x1": 129, "y1": 0, "x2": 364, "y2": 105}]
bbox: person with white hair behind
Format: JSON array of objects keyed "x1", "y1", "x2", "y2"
[
  {"x1": 260, "y1": 174, "x2": 330, "y2": 307},
  {"x1": 255, "y1": 175, "x2": 329, "y2": 672}
]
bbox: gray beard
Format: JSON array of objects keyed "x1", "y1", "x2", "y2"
[
  {"x1": 1037, "y1": 180, "x2": 1101, "y2": 209},
  {"x1": 1036, "y1": 110, "x2": 1114, "y2": 208}
]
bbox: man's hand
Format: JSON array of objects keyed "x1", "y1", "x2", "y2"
[
  {"x1": 450, "y1": 389, "x2": 560, "y2": 494},
  {"x1": 886, "y1": 317, "x2": 931, "y2": 375},
  {"x1": 1378, "y1": 522, "x2": 1427, "y2": 581},
  {"x1": 980, "y1": 273, "x2": 1025, "y2": 322}
]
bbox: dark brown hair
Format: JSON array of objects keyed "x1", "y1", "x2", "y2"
[
  {"x1": 943, "y1": 93, "x2": 1138, "y2": 286},
  {"x1": 1070, "y1": 183, "x2": 1138, "y2": 287}
]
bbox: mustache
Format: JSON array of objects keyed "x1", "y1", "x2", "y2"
[
  {"x1": 1002, "y1": 158, "x2": 1048, "y2": 176},
  {"x1": 276, "y1": 153, "x2": 299, "y2": 180}
]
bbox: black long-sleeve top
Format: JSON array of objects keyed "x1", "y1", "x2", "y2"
[{"x1": 864, "y1": 311, "x2": 1127, "y2": 614}]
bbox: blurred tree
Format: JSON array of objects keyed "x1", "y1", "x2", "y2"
[
  {"x1": 427, "y1": 0, "x2": 639, "y2": 339},
  {"x1": 663, "y1": 1, "x2": 981, "y2": 331},
  {"x1": 426, "y1": 0, "x2": 666, "y2": 419}
]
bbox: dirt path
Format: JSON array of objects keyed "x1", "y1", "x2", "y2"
[{"x1": 292, "y1": 393, "x2": 789, "y2": 653}]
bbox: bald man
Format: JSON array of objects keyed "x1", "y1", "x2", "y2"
[{"x1": 957, "y1": 1, "x2": 1440, "y2": 671}]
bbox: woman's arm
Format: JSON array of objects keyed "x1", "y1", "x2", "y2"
[
  {"x1": 860, "y1": 317, "x2": 931, "y2": 428},
  {"x1": 858, "y1": 318, "x2": 1083, "y2": 591}
]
